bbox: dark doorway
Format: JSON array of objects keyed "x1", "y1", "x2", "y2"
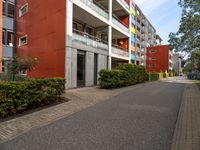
[
  {"x1": 94, "y1": 54, "x2": 98, "y2": 85},
  {"x1": 77, "y1": 51, "x2": 86, "y2": 87}
]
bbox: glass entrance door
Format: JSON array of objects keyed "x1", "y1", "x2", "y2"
[{"x1": 77, "y1": 51, "x2": 86, "y2": 87}]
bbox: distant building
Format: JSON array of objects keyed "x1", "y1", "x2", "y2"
[
  {"x1": 146, "y1": 45, "x2": 173, "y2": 73},
  {"x1": 172, "y1": 54, "x2": 182, "y2": 75}
]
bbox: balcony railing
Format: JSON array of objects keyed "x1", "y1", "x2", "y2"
[
  {"x1": 80, "y1": 0, "x2": 109, "y2": 19},
  {"x1": 112, "y1": 16, "x2": 129, "y2": 33},
  {"x1": 118, "y1": 0, "x2": 129, "y2": 9},
  {"x1": 112, "y1": 44, "x2": 129, "y2": 57},
  {"x1": 72, "y1": 29, "x2": 108, "y2": 50}
]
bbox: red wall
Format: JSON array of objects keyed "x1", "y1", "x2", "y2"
[
  {"x1": 117, "y1": 38, "x2": 129, "y2": 51},
  {"x1": 0, "y1": 2, "x2": 2, "y2": 73},
  {"x1": 16, "y1": 0, "x2": 66, "y2": 78},
  {"x1": 119, "y1": 15, "x2": 129, "y2": 27},
  {"x1": 146, "y1": 45, "x2": 170, "y2": 73}
]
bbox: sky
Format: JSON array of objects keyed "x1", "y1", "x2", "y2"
[{"x1": 136, "y1": 0, "x2": 182, "y2": 44}]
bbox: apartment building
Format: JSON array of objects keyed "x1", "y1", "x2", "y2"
[
  {"x1": 15, "y1": 0, "x2": 132, "y2": 88},
  {"x1": 1, "y1": 0, "x2": 15, "y2": 73},
  {"x1": 133, "y1": 5, "x2": 162, "y2": 66},
  {"x1": 146, "y1": 45, "x2": 173, "y2": 73}
]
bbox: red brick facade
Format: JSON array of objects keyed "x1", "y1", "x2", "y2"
[
  {"x1": 146, "y1": 45, "x2": 170, "y2": 73},
  {"x1": 16, "y1": 0, "x2": 66, "y2": 78}
]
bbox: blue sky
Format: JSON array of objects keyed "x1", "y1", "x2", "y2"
[{"x1": 136, "y1": 0, "x2": 182, "y2": 44}]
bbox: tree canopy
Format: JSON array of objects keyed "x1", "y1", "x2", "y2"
[{"x1": 168, "y1": 0, "x2": 200, "y2": 53}]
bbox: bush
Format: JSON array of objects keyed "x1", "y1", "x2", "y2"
[
  {"x1": 0, "y1": 78, "x2": 65, "y2": 117},
  {"x1": 99, "y1": 64, "x2": 148, "y2": 89},
  {"x1": 163, "y1": 73, "x2": 167, "y2": 78},
  {"x1": 149, "y1": 72, "x2": 159, "y2": 81}
]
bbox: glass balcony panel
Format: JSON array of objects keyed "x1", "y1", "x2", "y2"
[
  {"x1": 112, "y1": 17, "x2": 129, "y2": 33},
  {"x1": 80, "y1": 0, "x2": 109, "y2": 19},
  {"x1": 112, "y1": 44, "x2": 129, "y2": 57},
  {"x1": 72, "y1": 29, "x2": 108, "y2": 50}
]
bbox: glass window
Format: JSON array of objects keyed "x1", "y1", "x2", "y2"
[
  {"x1": 7, "y1": 31, "x2": 14, "y2": 47},
  {"x1": 150, "y1": 64, "x2": 155, "y2": 68},
  {"x1": 8, "y1": 2, "x2": 14, "y2": 18},
  {"x1": 2, "y1": 29, "x2": 6, "y2": 45},
  {"x1": 19, "y1": 35, "x2": 28, "y2": 46},
  {"x1": 150, "y1": 50, "x2": 156, "y2": 53},
  {"x1": 2, "y1": 60, "x2": 5, "y2": 72},
  {"x1": 19, "y1": 4, "x2": 28, "y2": 17},
  {"x1": 3, "y1": 1, "x2": 6, "y2": 16}
]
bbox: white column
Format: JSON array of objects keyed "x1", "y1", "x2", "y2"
[
  {"x1": 129, "y1": 7, "x2": 132, "y2": 64},
  {"x1": 108, "y1": 0, "x2": 112, "y2": 70},
  {"x1": 65, "y1": 1, "x2": 73, "y2": 89}
]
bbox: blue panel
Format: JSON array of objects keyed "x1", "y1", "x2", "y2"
[
  {"x1": 131, "y1": 53, "x2": 135, "y2": 60},
  {"x1": 131, "y1": 35, "x2": 135, "y2": 43}
]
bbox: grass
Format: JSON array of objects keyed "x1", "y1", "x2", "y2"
[{"x1": 196, "y1": 80, "x2": 200, "y2": 90}]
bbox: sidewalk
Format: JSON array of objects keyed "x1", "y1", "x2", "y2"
[
  {"x1": 0, "y1": 83, "x2": 147, "y2": 143},
  {"x1": 171, "y1": 81, "x2": 200, "y2": 150}
]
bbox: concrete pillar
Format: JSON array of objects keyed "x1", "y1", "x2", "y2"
[
  {"x1": 129, "y1": 9, "x2": 132, "y2": 64},
  {"x1": 85, "y1": 52, "x2": 94, "y2": 86},
  {"x1": 65, "y1": 1, "x2": 73, "y2": 89},
  {"x1": 108, "y1": 0, "x2": 112, "y2": 70}
]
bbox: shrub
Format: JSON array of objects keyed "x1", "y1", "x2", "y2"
[
  {"x1": 149, "y1": 72, "x2": 159, "y2": 81},
  {"x1": 99, "y1": 64, "x2": 148, "y2": 89},
  {"x1": 0, "y1": 78, "x2": 65, "y2": 117},
  {"x1": 163, "y1": 73, "x2": 167, "y2": 78}
]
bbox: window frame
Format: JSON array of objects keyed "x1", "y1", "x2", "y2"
[
  {"x1": 7, "y1": 1, "x2": 15, "y2": 18},
  {"x1": 19, "y1": 35, "x2": 28, "y2": 46},
  {"x1": 19, "y1": 3, "x2": 28, "y2": 17}
]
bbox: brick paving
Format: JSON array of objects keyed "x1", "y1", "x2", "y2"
[
  {"x1": 0, "y1": 83, "x2": 146, "y2": 143},
  {"x1": 171, "y1": 79, "x2": 200, "y2": 150}
]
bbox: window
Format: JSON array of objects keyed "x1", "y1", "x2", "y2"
[
  {"x1": 19, "y1": 70, "x2": 27, "y2": 75},
  {"x1": 2, "y1": 29, "x2": 6, "y2": 45},
  {"x1": 150, "y1": 64, "x2": 155, "y2": 68},
  {"x1": 150, "y1": 57, "x2": 156, "y2": 60},
  {"x1": 19, "y1": 4, "x2": 28, "y2": 17},
  {"x1": 2, "y1": 60, "x2": 5, "y2": 72},
  {"x1": 7, "y1": 31, "x2": 14, "y2": 47},
  {"x1": 7, "y1": 2, "x2": 14, "y2": 18},
  {"x1": 149, "y1": 50, "x2": 156, "y2": 53},
  {"x1": 3, "y1": 1, "x2": 6, "y2": 16},
  {"x1": 19, "y1": 35, "x2": 28, "y2": 46}
]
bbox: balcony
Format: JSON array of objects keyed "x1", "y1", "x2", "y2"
[
  {"x1": 80, "y1": 0, "x2": 109, "y2": 19},
  {"x1": 72, "y1": 29, "x2": 108, "y2": 50},
  {"x1": 112, "y1": 17, "x2": 129, "y2": 33},
  {"x1": 119, "y1": 0, "x2": 129, "y2": 10},
  {"x1": 112, "y1": 44, "x2": 129, "y2": 57}
]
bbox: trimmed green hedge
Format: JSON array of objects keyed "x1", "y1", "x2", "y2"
[
  {"x1": 0, "y1": 78, "x2": 65, "y2": 117},
  {"x1": 99, "y1": 64, "x2": 148, "y2": 89},
  {"x1": 149, "y1": 72, "x2": 159, "y2": 81}
]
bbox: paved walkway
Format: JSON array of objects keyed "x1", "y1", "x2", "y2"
[
  {"x1": 1, "y1": 79, "x2": 184, "y2": 150},
  {"x1": 0, "y1": 77, "x2": 200, "y2": 150},
  {"x1": 0, "y1": 82, "x2": 148, "y2": 143},
  {"x1": 170, "y1": 79, "x2": 200, "y2": 150}
]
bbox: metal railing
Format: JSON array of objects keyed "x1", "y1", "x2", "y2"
[
  {"x1": 112, "y1": 16, "x2": 129, "y2": 33},
  {"x1": 112, "y1": 44, "x2": 129, "y2": 57},
  {"x1": 80, "y1": 0, "x2": 109, "y2": 19},
  {"x1": 72, "y1": 29, "x2": 108, "y2": 50}
]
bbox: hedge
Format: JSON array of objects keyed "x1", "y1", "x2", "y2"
[
  {"x1": 0, "y1": 78, "x2": 65, "y2": 117},
  {"x1": 149, "y1": 72, "x2": 159, "y2": 81},
  {"x1": 99, "y1": 64, "x2": 148, "y2": 89}
]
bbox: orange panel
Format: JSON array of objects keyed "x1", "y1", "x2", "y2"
[{"x1": 16, "y1": 0, "x2": 66, "y2": 78}]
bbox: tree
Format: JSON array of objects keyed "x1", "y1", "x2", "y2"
[
  {"x1": 168, "y1": 0, "x2": 200, "y2": 53},
  {"x1": 6, "y1": 56, "x2": 38, "y2": 81}
]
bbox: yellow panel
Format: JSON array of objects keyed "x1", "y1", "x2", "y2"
[
  {"x1": 131, "y1": 8, "x2": 136, "y2": 16},
  {"x1": 131, "y1": 27, "x2": 136, "y2": 34}
]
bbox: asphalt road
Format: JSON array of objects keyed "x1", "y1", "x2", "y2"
[{"x1": 0, "y1": 80, "x2": 185, "y2": 150}]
